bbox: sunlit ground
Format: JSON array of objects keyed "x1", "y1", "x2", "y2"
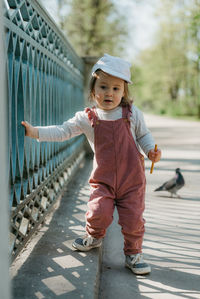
[{"x1": 11, "y1": 114, "x2": 200, "y2": 298}]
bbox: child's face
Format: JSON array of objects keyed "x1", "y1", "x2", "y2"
[{"x1": 93, "y1": 71, "x2": 125, "y2": 110}]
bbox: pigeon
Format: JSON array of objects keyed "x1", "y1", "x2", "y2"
[{"x1": 154, "y1": 168, "x2": 185, "y2": 198}]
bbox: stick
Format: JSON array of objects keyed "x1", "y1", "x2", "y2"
[{"x1": 150, "y1": 144, "x2": 157, "y2": 174}]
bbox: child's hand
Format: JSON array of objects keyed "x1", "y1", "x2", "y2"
[
  {"x1": 148, "y1": 148, "x2": 161, "y2": 163},
  {"x1": 21, "y1": 121, "x2": 39, "y2": 139}
]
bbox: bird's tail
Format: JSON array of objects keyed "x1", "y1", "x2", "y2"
[{"x1": 154, "y1": 185, "x2": 164, "y2": 191}]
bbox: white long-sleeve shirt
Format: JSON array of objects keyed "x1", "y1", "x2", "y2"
[{"x1": 37, "y1": 104, "x2": 155, "y2": 157}]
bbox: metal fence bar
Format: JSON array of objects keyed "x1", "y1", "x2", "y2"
[{"x1": 3, "y1": 0, "x2": 86, "y2": 260}]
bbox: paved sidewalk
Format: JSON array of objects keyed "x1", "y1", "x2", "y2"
[
  {"x1": 10, "y1": 114, "x2": 200, "y2": 299},
  {"x1": 10, "y1": 157, "x2": 101, "y2": 299},
  {"x1": 99, "y1": 114, "x2": 200, "y2": 299}
]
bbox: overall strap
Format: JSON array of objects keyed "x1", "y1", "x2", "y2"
[
  {"x1": 122, "y1": 104, "x2": 132, "y2": 121},
  {"x1": 85, "y1": 107, "x2": 99, "y2": 127}
]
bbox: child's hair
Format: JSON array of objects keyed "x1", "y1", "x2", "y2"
[{"x1": 89, "y1": 69, "x2": 133, "y2": 106}]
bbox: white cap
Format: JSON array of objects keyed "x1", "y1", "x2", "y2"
[{"x1": 91, "y1": 53, "x2": 132, "y2": 84}]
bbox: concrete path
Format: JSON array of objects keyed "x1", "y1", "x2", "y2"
[
  {"x1": 10, "y1": 114, "x2": 200, "y2": 299},
  {"x1": 99, "y1": 114, "x2": 200, "y2": 299},
  {"x1": 10, "y1": 157, "x2": 102, "y2": 299}
]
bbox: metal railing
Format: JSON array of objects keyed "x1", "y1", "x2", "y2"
[{"x1": 3, "y1": 0, "x2": 86, "y2": 260}]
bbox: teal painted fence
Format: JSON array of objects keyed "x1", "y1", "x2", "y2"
[{"x1": 4, "y1": 0, "x2": 86, "y2": 260}]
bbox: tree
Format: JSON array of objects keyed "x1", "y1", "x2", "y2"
[
  {"x1": 131, "y1": 0, "x2": 200, "y2": 118},
  {"x1": 189, "y1": 0, "x2": 200, "y2": 117},
  {"x1": 58, "y1": 0, "x2": 128, "y2": 57}
]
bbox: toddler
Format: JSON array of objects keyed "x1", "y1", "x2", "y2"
[{"x1": 22, "y1": 53, "x2": 161, "y2": 275}]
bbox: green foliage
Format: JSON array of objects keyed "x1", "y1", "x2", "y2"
[
  {"x1": 131, "y1": 0, "x2": 200, "y2": 119},
  {"x1": 58, "y1": 0, "x2": 128, "y2": 57}
]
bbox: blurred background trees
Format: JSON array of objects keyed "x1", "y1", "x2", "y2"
[
  {"x1": 46, "y1": 0, "x2": 200, "y2": 119},
  {"x1": 57, "y1": 0, "x2": 128, "y2": 57},
  {"x1": 130, "y1": 0, "x2": 200, "y2": 119}
]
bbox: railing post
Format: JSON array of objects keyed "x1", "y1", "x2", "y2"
[
  {"x1": 82, "y1": 56, "x2": 99, "y2": 155},
  {"x1": 82, "y1": 56, "x2": 99, "y2": 106}
]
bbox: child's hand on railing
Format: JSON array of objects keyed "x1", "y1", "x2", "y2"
[{"x1": 21, "y1": 121, "x2": 39, "y2": 139}]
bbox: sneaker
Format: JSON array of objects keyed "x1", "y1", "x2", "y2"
[
  {"x1": 125, "y1": 253, "x2": 151, "y2": 275},
  {"x1": 72, "y1": 235, "x2": 102, "y2": 251}
]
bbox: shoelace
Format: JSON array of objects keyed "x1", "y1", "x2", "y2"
[
  {"x1": 83, "y1": 235, "x2": 94, "y2": 246},
  {"x1": 129, "y1": 253, "x2": 143, "y2": 265}
]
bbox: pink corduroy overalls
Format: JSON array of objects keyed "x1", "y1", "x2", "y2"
[{"x1": 85, "y1": 105, "x2": 146, "y2": 255}]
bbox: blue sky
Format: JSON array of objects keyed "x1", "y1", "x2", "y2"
[{"x1": 40, "y1": 0, "x2": 159, "y2": 60}]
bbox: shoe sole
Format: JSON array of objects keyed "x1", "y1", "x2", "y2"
[
  {"x1": 125, "y1": 262, "x2": 151, "y2": 275},
  {"x1": 72, "y1": 242, "x2": 102, "y2": 252}
]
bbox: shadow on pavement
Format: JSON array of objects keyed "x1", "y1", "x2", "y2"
[{"x1": 11, "y1": 157, "x2": 101, "y2": 299}]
